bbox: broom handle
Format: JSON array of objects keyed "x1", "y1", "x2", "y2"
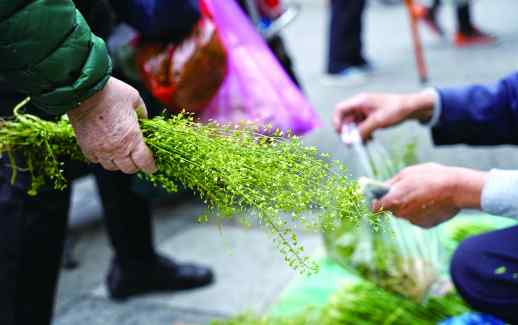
[{"x1": 404, "y1": 0, "x2": 428, "y2": 84}]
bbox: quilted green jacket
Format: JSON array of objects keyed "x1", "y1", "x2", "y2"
[{"x1": 0, "y1": 0, "x2": 112, "y2": 115}]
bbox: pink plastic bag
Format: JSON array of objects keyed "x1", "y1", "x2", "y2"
[{"x1": 199, "y1": 0, "x2": 320, "y2": 135}]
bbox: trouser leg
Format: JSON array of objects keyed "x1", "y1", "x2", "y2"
[
  {"x1": 0, "y1": 156, "x2": 70, "y2": 325},
  {"x1": 456, "y1": 2, "x2": 474, "y2": 34},
  {"x1": 429, "y1": 0, "x2": 441, "y2": 16},
  {"x1": 94, "y1": 167, "x2": 157, "y2": 269},
  {"x1": 327, "y1": 0, "x2": 367, "y2": 73},
  {"x1": 267, "y1": 35, "x2": 301, "y2": 87},
  {"x1": 450, "y1": 225, "x2": 518, "y2": 324}
]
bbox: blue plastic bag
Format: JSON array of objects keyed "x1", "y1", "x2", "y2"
[{"x1": 439, "y1": 312, "x2": 506, "y2": 325}]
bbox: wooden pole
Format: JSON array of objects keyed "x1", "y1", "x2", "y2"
[{"x1": 403, "y1": 0, "x2": 428, "y2": 84}]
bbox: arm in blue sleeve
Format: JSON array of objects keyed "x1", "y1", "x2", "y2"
[
  {"x1": 432, "y1": 72, "x2": 518, "y2": 146},
  {"x1": 109, "y1": 0, "x2": 200, "y2": 42}
]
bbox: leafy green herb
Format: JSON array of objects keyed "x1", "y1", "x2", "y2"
[
  {"x1": 212, "y1": 281, "x2": 468, "y2": 325},
  {"x1": 0, "y1": 99, "x2": 375, "y2": 275},
  {"x1": 320, "y1": 281, "x2": 468, "y2": 325},
  {"x1": 448, "y1": 219, "x2": 498, "y2": 244}
]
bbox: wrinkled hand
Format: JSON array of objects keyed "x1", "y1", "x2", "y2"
[
  {"x1": 332, "y1": 92, "x2": 435, "y2": 141},
  {"x1": 67, "y1": 77, "x2": 157, "y2": 174},
  {"x1": 372, "y1": 163, "x2": 486, "y2": 229}
]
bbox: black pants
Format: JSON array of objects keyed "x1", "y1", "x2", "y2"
[
  {"x1": 430, "y1": 0, "x2": 474, "y2": 34},
  {"x1": 450, "y1": 226, "x2": 518, "y2": 323},
  {"x1": 327, "y1": 0, "x2": 367, "y2": 73},
  {"x1": 0, "y1": 156, "x2": 156, "y2": 325}
]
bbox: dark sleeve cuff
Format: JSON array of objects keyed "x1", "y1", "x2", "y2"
[{"x1": 31, "y1": 35, "x2": 112, "y2": 115}]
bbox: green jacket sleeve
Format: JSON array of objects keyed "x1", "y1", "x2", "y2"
[{"x1": 0, "y1": 0, "x2": 112, "y2": 115}]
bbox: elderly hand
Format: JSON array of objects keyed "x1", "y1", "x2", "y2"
[
  {"x1": 372, "y1": 163, "x2": 487, "y2": 228},
  {"x1": 332, "y1": 91, "x2": 436, "y2": 141},
  {"x1": 67, "y1": 77, "x2": 157, "y2": 174}
]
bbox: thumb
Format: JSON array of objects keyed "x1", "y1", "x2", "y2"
[
  {"x1": 134, "y1": 98, "x2": 149, "y2": 119},
  {"x1": 357, "y1": 115, "x2": 380, "y2": 141}
]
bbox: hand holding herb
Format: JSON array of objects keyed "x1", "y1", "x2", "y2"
[
  {"x1": 67, "y1": 77, "x2": 157, "y2": 174},
  {"x1": 0, "y1": 104, "x2": 373, "y2": 274}
]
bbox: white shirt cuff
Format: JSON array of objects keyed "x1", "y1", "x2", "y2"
[
  {"x1": 481, "y1": 169, "x2": 518, "y2": 219},
  {"x1": 422, "y1": 88, "x2": 442, "y2": 128}
]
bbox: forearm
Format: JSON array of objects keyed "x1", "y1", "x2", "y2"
[
  {"x1": 451, "y1": 168, "x2": 486, "y2": 210},
  {"x1": 0, "y1": 0, "x2": 111, "y2": 115},
  {"x1": 400, "y1": 89, "x2": 436, "y2": 123},
  {"x1": 431, "y1": 73, "x2": 518, "y2": 145},
  {"x1": 451, "y1": 168, "x2": 518, "y2": 219}
]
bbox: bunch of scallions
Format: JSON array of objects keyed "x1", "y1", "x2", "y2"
[{"x1": 0, "y1": 98, "x2": 377, "y2": 275}]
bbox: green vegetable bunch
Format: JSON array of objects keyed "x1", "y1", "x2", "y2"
[
  {"x1": 211, "y1": 281, "x2": 468, "y2": 325},
  {"x1": 321, "y1": 281, "x2": 468, "y2": 325},
  {"x1": 447, "y1": 219, "x2": 498, "y2": 244},
  {"x1": 0, "y1": 99, "x2": 373, "y2": 275}
]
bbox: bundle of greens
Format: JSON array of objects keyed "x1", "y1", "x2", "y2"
[
  {"x1": 0, "y1": 99, "x2": 373, "y2": 274},
  {"x1": 211, "y1": 281, "x2": 468, "y2": 325},
  {"x1": 210, "y1": 309, "x2": 321, "y2": 325},
  {"x1": 447, "y1": 219, "x2": 499, "y2": 244},
  {"x1": 320, "y1": 281, "x2": 468, "y2": 325}
]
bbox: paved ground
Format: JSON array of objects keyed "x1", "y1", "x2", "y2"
[{"x1": 55, "y1": 1, "x2": 518, "y2": 324}]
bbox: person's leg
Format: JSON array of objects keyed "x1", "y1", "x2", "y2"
[
  {"x1": 456, "y1": 1, "x2": 474, "y2": 34},
  {"x1": 450, "y1": 225, "x2": 518, "y2": 324},
  {"x1": 93, "y1": 167, "x2": 213, "y2": 300},
  {"x1": 94, "y1": 167, "x2": 156, "y2": 267},
  {"x1": 267, "y1": 35, "x2": 301, "y2": 88},
  {"x1": 453, "y1": 1, "x2": 495, "y2": 46},
  {"x1": 0, "y1": 155, "x2": 70, "y2": 325},
  {"x1": 327, "y1": 0, "x2": 367, "y2": 74},
  {"x1": 430, "y1": 0, "x2": 441, "y2": 14}
]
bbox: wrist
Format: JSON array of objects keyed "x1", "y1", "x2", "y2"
[
  {"x1": 450, "y1": 168, "x2": 487, "y2": 209},
  {"x1": 401, "y1": 90, "x2": 435, "y2": 123},
  {"x1": 67, "y1": 77, "x2": 112, "y2": 122}
]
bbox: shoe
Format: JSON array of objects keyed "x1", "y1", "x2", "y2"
[
  {"x1": 106, "y1": 255, "x2": 214, "y2": 301},
  {"x1": 454, "y1": 28, "x2": 496, "y2": 47},
  {"x1": 321, "y1": 65, "x2": 372, "y2": 87},
  {"x1": 412, "y1": 4, "x2": 444, "y2": 37}
]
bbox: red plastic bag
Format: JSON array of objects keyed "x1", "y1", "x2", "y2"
[{"x1": 135, "y1": 9, "x2": 227, "y2": 113}]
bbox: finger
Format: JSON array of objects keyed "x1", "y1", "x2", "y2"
[
  {"x1": 357, "y1": 116, "x2": 381, "y2": 142},
  {"x1": 333, "y1": 100, "x2": 363, "y2": 133},
  {"x1": 386, "y1": 173, "x2": 404, "y2": 186},
  {"x1": 97, "y1": 157, "x2": 118, "y2": 171},
  {"x1": 372, "y1": 199, "x2": 383, "y2": 212},
  {"x1": 84, "y1": 151, "x2": 98, "y2": 164},
  {"x1": 113, "y1": 156, "x2": 139, "y2": 174},
  {"x1": 134, "y1": 98, "x2": 148, "y2": 119},
  {"x1": 375, "y1": 188, "x2": 403, "y2": 213},
  {"x1": 131, "y1": 140, "x2": 158, "y2": 174}
]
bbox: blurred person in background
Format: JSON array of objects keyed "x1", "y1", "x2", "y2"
[
  {"x1": 0, "y1": 1, "x2": 213, "y2": 324},
  {"x1": 324, "y1": 0, "x2": 371, "y2": 86},
  {"x1": 413, "y1": 0, "x2": 496, "y2": 47},
  {"x1": 237, "y1": 0, "x2": 302, "y2": 87},
  {"x1": 332, "y1": 72, "x2": 518, "y2": 324}
]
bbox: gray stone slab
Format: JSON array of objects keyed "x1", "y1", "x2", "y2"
[
  {"x1": 54, "y1": 296, "x2": 221, "y2": 325},
  {"x1": 55, "y1": 205, "x2": 199, "y2": 315},
  {"x1": 88, "y1": 225, "x2": 322, "y2": 317},
  {"x1": 69, "y1": 176, "x2": 103, "y2": 227}
]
